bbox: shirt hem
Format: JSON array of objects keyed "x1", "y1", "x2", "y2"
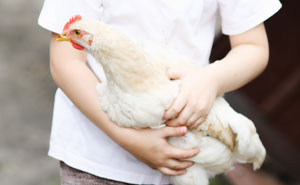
[{"x1": 48, "y1": 143, "x2": 170, "y2": 185}]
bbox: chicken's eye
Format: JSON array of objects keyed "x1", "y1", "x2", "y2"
[{"x1": 75, "y1": 30, "x2": 81, "y2": 36}]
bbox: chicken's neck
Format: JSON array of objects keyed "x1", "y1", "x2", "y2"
[{"x1": 92, "y1": 38, "x2": 168, "y2": 92}]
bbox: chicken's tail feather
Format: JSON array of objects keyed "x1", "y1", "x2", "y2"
[
  {"x1": 208, "y1": 97, "x2": 266, "y2": 170},
  {"x1": 229, "y1": 113, "x2": 266, "y2": 170}
]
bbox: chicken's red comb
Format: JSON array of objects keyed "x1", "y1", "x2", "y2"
[{"x1": 63, "y1": 15, "x2": 82, "y2": 32}]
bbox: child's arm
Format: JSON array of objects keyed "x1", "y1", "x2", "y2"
[
  {"x1": 49, "y1": 33, "x2": 199, "y2": 176},
  {"x1": 164, "y1": 23, "x2": 269, "y2": 128}
]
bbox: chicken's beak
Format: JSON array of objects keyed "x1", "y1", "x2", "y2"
[{"x1": 57, "y1": 32, "x2": 71, "y2": 42}]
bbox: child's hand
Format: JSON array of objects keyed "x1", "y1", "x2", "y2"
[
  {"x1": 163, "y1": 66, "x2": 219, "y2": 129},
  {"x1": 120, "y1": 126, "x2": 199, "y2": 176}
]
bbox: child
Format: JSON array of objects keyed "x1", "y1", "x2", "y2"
[{"x1": 38, "y1": 0, "x2": 281, "y2": 184}]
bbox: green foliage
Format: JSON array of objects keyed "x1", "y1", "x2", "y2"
[{"x1": 209, "y1": 175, "x2": 232, "y2": 185}]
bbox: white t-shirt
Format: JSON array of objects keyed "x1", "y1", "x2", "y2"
[{"x1": 38, "y1": 0, "x2": 281, "y2": 184}]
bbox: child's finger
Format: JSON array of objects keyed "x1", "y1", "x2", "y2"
[
  {"x1": 189, "y1": 117, "x2": 205, "y2": 129},
  {"x1": 161, "y1": 126, "x2": 187, "y2": 137},
  {"x1": 158, "y1": 167, "x2": 186, "y2": 176},
  {"x1": 166, "y1": 68, "x2": 185, "y2": 80},
  {"x1": 165, "y1": 118, "x2": 184, "y2": 127},
  {"x1": 165, "y1": 159, "x2": 194, "y2": 170},
  {"x1": 165, "y1": 105, "x2": 193, "y2": 127},
  {"x1": 168, "y1": 146, "x2": 199, "y2": 160},
  {"x1": 163, "y1": 90, "x2": 188, "y2": 120},
  {"x1": 186, "y1": 113, "x2": 200, "y2": 127}
]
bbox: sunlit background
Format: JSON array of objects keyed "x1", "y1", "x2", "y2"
[{"x1": 0, "y1": 0, "x2": 299, "y2": 185}]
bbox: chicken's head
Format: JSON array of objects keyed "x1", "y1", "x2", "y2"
[
  {"x1": 57, "y1": 15, "x2": 136, "y2": 62},
  {"x1": 57, "y1": 15, "x2": 100, "y2": 51}
]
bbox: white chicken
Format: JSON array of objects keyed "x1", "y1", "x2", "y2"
[{"x1": 57, "y1": 15, "x2": 266, "y2": 185}]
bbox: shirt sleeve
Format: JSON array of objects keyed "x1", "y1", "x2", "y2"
[
  {"x1": 38, "y1": 0, "x2": 102, "y2": 34},
  {"x1": 217, "y1": 0, "x2": 282, "y2": 35}
]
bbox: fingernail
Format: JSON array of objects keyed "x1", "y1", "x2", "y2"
[{"x1": 180, "y1": 127, "x2": 187, "y2": 134}]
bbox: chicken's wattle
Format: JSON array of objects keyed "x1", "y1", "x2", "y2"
[{"x1": 71, "y1": 41, "x2": 84, "y2": 50}]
